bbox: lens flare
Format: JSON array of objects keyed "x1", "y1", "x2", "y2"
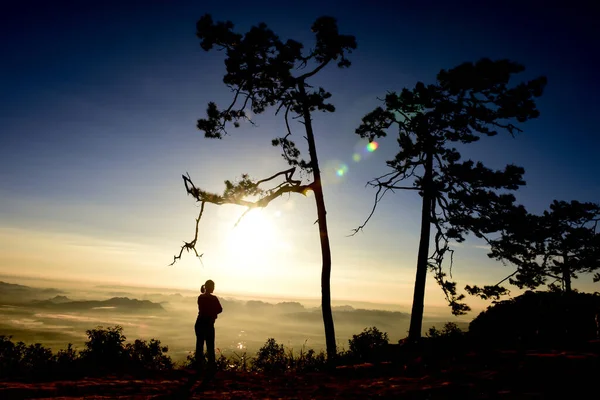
[
  {"x1": 336, "y1": 164, "x2": 349, "y2": 177},
  {"x1": 367, "y1": 141, "x2": 379, "y2": 152},
  {"x1": 323, "y1": 160, "x2": 349, "y2": 184},
  {"x1": 353, "y1": 139, "x2": 379, "y2": 162}
]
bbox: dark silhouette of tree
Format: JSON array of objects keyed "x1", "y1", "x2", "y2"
[
  {"x1": 469, "y1": 290, "x2": 600, "y2": 348},
  {"x1": 470, "y1": 200, "x2": 600, "y2": 296},
  {"x1": 354, "y1": 58, "x2": 546, "y2": 340},
  {"x1": 171, "y1": 14, "x2": 356, "y2": 360}
]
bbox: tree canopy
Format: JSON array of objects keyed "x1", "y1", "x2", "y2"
[{"x1": 474, "y1": 200, "x2": 600, "y2": 295}]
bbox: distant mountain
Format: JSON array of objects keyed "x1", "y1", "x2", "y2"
[
  {"x1": 244, "y1": 300, "x2": 307, "y2": 313},
  {"x1": 0, "y1": 281, "x2": 64, "y2": 303},
  {"x1": 332, "y1": 305, "x2": 355, "y2": 312},
  {"x1": 142, "y1": 293, "x2": 187, "y2": 304},
  {"x1": 31, "y1": 296, "x2": 165, "y2": 312},
  {"x1": 283, "y1": 308, "x2": 410, "y2": 326},
  {"x1": 31, "y1": 295, "x2": 72, "y2": 304}
]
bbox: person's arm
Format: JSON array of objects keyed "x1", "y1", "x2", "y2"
[{"x1": 215, "y1": 297, "x2": 223, "y2": 315}]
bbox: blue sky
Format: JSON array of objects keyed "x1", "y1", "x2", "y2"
[{"x1": 1, "y1": 0, "x2": 598, "y2": 315}]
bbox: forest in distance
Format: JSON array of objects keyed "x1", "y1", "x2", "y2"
[{"x1": 0, "y1": 278, "x2": 465, "y2": 362}]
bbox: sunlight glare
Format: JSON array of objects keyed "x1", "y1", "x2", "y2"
[{"x1": 225, "y1": 210, "x2": 278, "y2": 257}]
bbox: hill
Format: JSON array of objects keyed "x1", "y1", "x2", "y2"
[{"x1": 31, "y1": 297, "x2": 165, "y2": 312}]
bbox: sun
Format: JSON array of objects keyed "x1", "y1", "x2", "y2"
[{"x1": 225, "y1": 209, "x2": 278, "y2": 257}]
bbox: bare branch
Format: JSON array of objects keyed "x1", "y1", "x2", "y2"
[
  {"x1": 295, "y1": 60, "x2": 330, "y2": 81},
  {"x1": 349, "y1": 184, "x2": 390, "y2": 236},
  {"x1": 234, "y1": 208, "x2": 253, "y2": 228},
  {"x1": 170, "y1": 201, "x2": 205, "y2": 266},
  {"x1": 386, "y1": 185, "x2": 420, "y2": 191},
  {"x1": 255, "y1": 167, "x2": 301, "y2": 187},
  {"x1": 495, "y1": 269, "x2": 520, "y2": 287}
]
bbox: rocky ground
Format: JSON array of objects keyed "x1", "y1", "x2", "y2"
[{"x1": 1, "y1": 347, "x2": 598, "y2": 399}]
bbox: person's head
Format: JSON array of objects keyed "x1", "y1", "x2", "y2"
[{"x1": 201, "y1": 279, "x2": 215, "y2": 294}]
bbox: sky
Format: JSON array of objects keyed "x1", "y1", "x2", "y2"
[{"x1": 1, "y1": 0, "x2": 598, "y2": 316}]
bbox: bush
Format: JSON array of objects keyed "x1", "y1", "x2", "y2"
[
  {"x1": 218, "y1": 350, "x2": 251, "y2": 372},
  {"x1": 0, "y1": 336, "x2": 26, "y2": 378},
  {"x1": 0, "y1": 336, "x2": 60, "y2": 379},
  {"x1": 252, "y1": 338, "x2": 287, "y2": 372},
  {"x1": 126, "y1": 339, "x2": 173, "y2": 371},
  {"x1": 20, "y1": 343, "x2": 55, "y2": 377},
  {"x1": 55, "y1": 343, "x2": 80, "y2": 377},
  {"x1": 80, "y1": 325, "x2": 128, "y2": 371},
  {"x1": 427, "y1": 322, "x2": 464, "y2": 339},
  {"x1": 348, "y1": 327, "x2": 389, "y2": 361},
  {"x1": 284, "y1": 344, "x2": 327, "y2": 372}
]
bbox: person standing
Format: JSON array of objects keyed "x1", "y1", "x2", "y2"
[{"x1": 195, "y1": 279, "x2": 222, "y2": 376}]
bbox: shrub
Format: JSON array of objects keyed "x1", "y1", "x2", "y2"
[
  {"x1": 80, "y1": 325, "x2": 128, "y2": 371},
  {"x1": 252, "y1": 338, "x2": 287, "y2": 372},
  {"x1": 293, "y1": 347, "x2": 327, "y2": 372},
  {"x1": 126, "y1": 339, "x2": 173, "y2": 371},
  {"x1": 55, "y1": 343, "x2": 80, "y2": 377},
  {"x1": 348, "y1": 327, "x2": 389, "y2": 361},
  {"x1": 20, "y1": 343, "x2": 55, "y2": 377},
  {"x1": 426, "y1": 322, "x2": 464, "y2": 339},
  {"x1": 0, "y1": 336, "x2": 26, "y2": 378},
  {"x1": 0, "y1": 336, "x2": 59, "y2": 379}
]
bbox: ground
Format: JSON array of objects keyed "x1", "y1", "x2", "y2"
[{"x1": 1, "y1": 346, "x2": 598, "y2": 399}]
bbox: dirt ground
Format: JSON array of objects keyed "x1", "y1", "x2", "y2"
[{"x1": 1, "y1": 349, "x2": 598, "y2": 399}]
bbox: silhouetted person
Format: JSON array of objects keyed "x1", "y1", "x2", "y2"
[{"x1": 195, "y1": 279, "x2": 222, "y2": 377}]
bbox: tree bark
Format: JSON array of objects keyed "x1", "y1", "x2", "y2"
[
  {"x1": 408, "y1": 150, "x2": 434, "y2": 341},
  {"x1": 562, "y1": 253, "x2": 572, "y2": 293},
  {"x1": 298, "y1": 81, "x2": 336, "y2": 360}
]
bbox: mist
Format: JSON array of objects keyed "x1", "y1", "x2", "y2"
[{"x1": 0, "y1": 277, "x2": 467, "y2": 362}]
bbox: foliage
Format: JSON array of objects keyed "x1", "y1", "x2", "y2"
[
  {"x1": 474, "y1": 200, "x2": 600, "y2": 295},
  {"x1": 355, "y1": 58, "x2": 546, "y2": 337},
  {"x1": 125, "y1": 338, "x2": 173, "y2": 371},
  {"x1": 469, "y1": 290, "x2": 600, "y2": 348},
  {"x1": 287, "y1": 346, "x2": 327, "y2": 372},
  {"x1": 347, "y1": 327, "x2": 389, "y2": 361},
  {"x1": 80, "y1": 325, "x2": 128, "y2": 370},
  {"x1": 183, "y1": 339, "x2": 327, "y2": 374},
  {"x1": 0, "y1": 335, "x2": 26, "y2": 378},
  {"x1": 0, "y1": 326, "x2": 176, "y2": 380},
  {"x1": 426, "y1": 322, "x2": 464, "y2": 340},
  {"x1": 0, "y1": 337, "x2": 72, "y2": 379},
  {"x1": 194, "y1": 14, "x2": 356, "y2": 145},
  {"x1": 55, "y1": 343, "x2": 80, "y2": 376},
  {"x1": 20, "y1": 343, "x2": 55, "y2": 376},
  {"x1": 252, "y1": 338, "x2": 287, "y2": 372}
]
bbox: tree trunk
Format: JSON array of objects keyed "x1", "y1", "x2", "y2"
[
  {"x1": 408, "y1": 150, "x2": 434, "y2": 341},
  {"x1": 562, "y1": 253, "x2": 572, "y2": 293},
  {"x1": 298, "y1": 81, "x2": 336, "y2": 360}
]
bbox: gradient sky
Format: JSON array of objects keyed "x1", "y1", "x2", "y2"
[{"x1": 1, "y1": 0, "x2": 598, "y2": 316}]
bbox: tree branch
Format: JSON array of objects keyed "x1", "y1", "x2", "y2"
[
  {"x1": 349, "y1": 183, "x2": 389, "y2": 236},
  {"x1": 296, "y1": 60, "x2": 330, "y2": 81},
  {"x1": 174, "y1": 168, "x2": 313, "y2": 264},
  {"x1": 170, "y1": 201, "x2": 205, "y2": 266}
]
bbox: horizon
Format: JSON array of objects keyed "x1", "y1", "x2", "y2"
[
  {"x1": 0, "y1": 275, "x2": 470, "y2": 361},
  {"x1": 0, "y1": 273, "x2": 458, "y2": 317}
]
